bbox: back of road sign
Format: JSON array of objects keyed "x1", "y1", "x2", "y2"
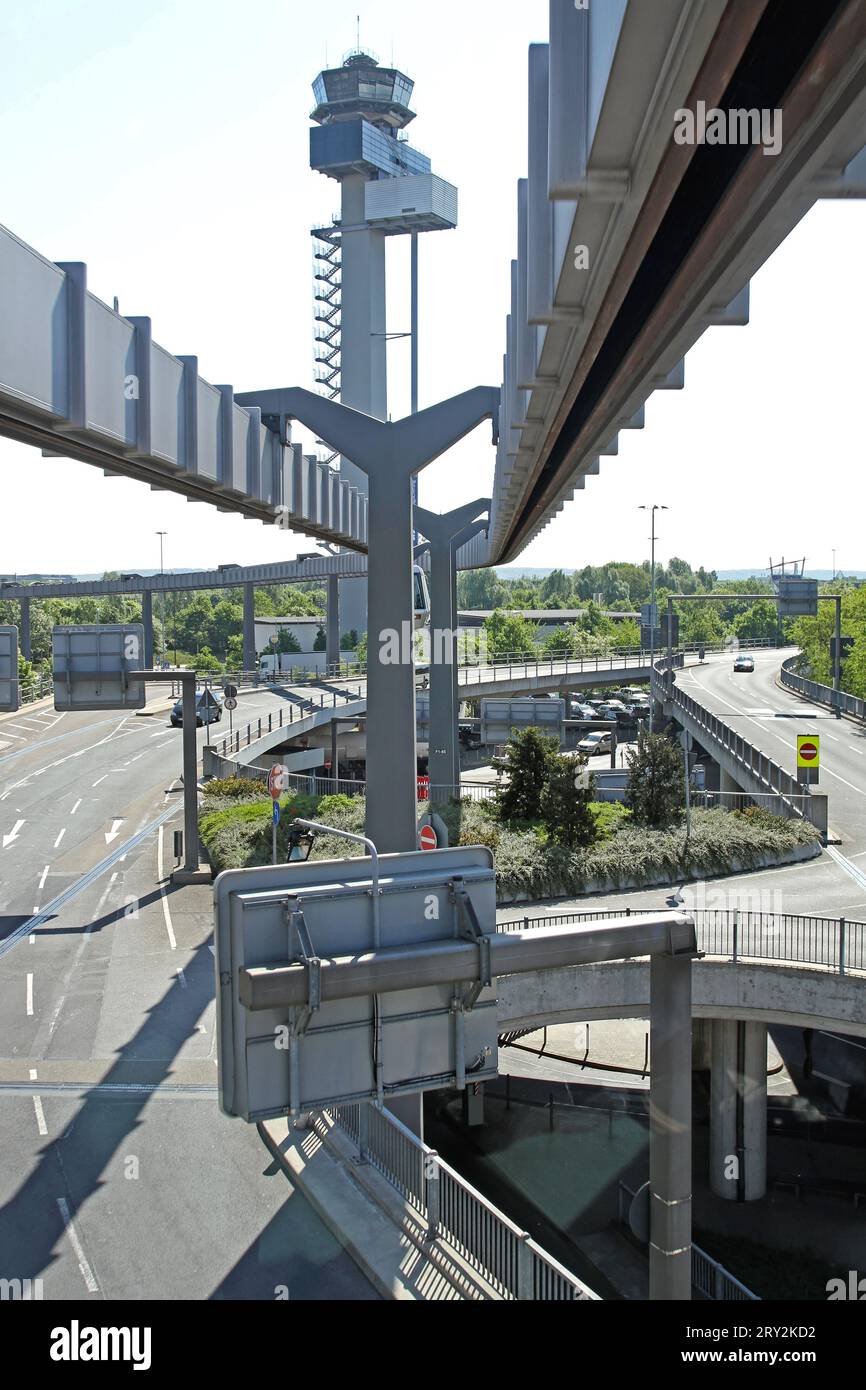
[
  {"x1": 52, "y1": 625, "x2": 147, "y2": 711},
  {"x1": 0, "y1": 626, "x2": 19, "y2": 712},
  {"x1": 213, "y1": 847, "x2": 500, "y2": 1122}
]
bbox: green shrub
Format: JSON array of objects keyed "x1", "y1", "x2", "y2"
[{"x1": 203, "y1": 776, "x2": 267, "y2": 801}]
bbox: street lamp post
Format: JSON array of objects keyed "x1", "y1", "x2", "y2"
[{"x1": 640, "y1": 505, "x2": 667, "y2": 725}]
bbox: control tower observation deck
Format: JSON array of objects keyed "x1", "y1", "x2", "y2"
[{"x1": 309, "y1": 51, "x2": 458, "y2": 633}]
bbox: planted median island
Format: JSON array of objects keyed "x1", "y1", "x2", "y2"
[{"x1": 199, "y1": 728, "x2": 821, "y2": 903}]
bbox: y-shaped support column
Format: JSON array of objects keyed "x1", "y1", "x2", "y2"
[
  {"x1": 237, "y1": 387, "x2": 499, "y2": 853},
  {"x1": 415, "y1": 502, "x2": 489, "y2": 802}
]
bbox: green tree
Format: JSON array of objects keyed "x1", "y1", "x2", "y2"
[
  {"x1": 625, "y1": 730, "x2": 685, "y2": 827},
  {"x1": 341, "y1": 629, "x2": 359, "y2": 651},
  {"x1": 457, "y1": 568, "x2": 508, "y2": 610},
  {"x1": 496, "y1": 726, "x2": 558, "y2": 822},
  {"x1": 196, "y1": 646, "x2": 223, "y2": 673},
  {"x1": 484, "y1": 610, "x2": 539, "y2": 660},
  {"x1": 356, "y1": 632, "x2": 368, "y2": 665},
  {"x1": 313, "y1": 626, "x2": 327, "y2": 652},
  {"x1": 733, "y1": 600, "x2": 779, "y2": 644},
  {"x1": 273, "y1": 629, "x2": 302, "y2": 655},
  {"x1": 540, "y1": 753, "x2": 597, "y2": 848}
]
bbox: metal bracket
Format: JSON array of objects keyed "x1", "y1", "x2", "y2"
[
  {"x1": 450, "y1": 877, "x2": 492, "y2": 1011},
  {"x1": 262, "y1": 412, "x2": 292, "y2": 448},
  {"x1": 283, "y1": 899, "x2": 321, "y2": 1035}
]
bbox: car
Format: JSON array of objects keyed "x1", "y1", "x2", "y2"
[
  {"x1": 577, "y1": 730, "x2": 613, "y2": 756},
  {"x1": 733, "y1": 655, "x2": 755, "y2": 673},
  {"x1": 572, "y1": 703, "x2": 599, "y2": 720},
  {"x1": 170, "y1": 692, "x2": 223, "y2": 727}
]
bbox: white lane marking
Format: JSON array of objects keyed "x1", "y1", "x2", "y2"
[
  {"x1": 92, "y1": 776, "x2": 107, "y2": 788},
  {"x1": 825, "y1": 846, "x2": 866, "y2": 894},
  {"x1": 70, "y1": 799, "x2": 82, "y2": 815},
  {"x1": 56, "y1": 1197, "x2": 99, "y2": 1293},
  {"x1": 2, "y1": 818, "x2": 25, "y2": 848},
  {"x1": 29, "y1": 1068, "x2": 37, "y2": 1079},
  {"x1": 104, "y1": 819, "x2": 124, "y2": 845},
  {"x1": 0, "y1": 730, "x2": 26, "y2": 741},
  {"x1": 157, "y1": 826, "x2": 177, "y2": 951},
  {"x1": 823, "y1": 732, "x2": 840, "y2": 743},
  {"x1": 852, "y1": 749, "x2": 864, "y2": 756},
  {"x1": 33, "y1": 1095, "x2": 47, "y2": 1136},
  {"x1": 177, "y1": 967, "x2": 187, "y2": 990},
  {"x1": 54, "y1": 828, "x2": 66, "y2": 849},
  {"x1": 8, "y1": 723, "x2": 39, "y2": 733},
  {"x1": 38, "y1": 864, "x2": 49, "y2": 892},
  {"x1": 26, "y1": 973, "x2": 33, "y2": 1016}
]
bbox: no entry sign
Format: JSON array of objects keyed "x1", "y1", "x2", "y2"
[
  {"x1": 797, "y1": 736, "x2": 820, "y2": 769},
  {"x1": 419, "y1": 824, "x2": 438, "y2": 851}
]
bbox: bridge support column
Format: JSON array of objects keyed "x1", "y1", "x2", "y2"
[
  {"x1": 692, "y1": 1018, "x2": 713, "y2": 1070},
  {"x1": 326, "y1": 575, "x2": 340, "y2": 672},
  {"x1": 243, "y1": 585, "x2": 256, "y2": 675},
  {"x1": 415, "y1": 504, "x2": 489, "y2": 803},
  {"x1": 719, "y1": 767, "x2": 741, "y2": 800},
  {"x1": 232, "y1": 388, "x2": 499, "y2": 856},
  {"x1": 141, "y1": 591, "x2": 154, "y2": 670},
  {"x1": 709, "y1": 1020, "x2": 767, "y2": 1202},
  {"x1": 649, "y1": 951, "x2": 693, "y2": 1300},
  {"x1": 19, "y1": 597, "x2": 31, "y2": 661}
]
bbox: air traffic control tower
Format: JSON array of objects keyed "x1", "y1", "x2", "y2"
[{"x1": 310, "y1": 51, "x2": 458, "y2": 635}]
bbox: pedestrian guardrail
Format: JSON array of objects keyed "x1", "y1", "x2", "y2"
[
  {"x1": 781, "y1": 654, "x2": 866, "y2": 723},
  {"x1": 616, "y1": 1181, "x2": 758, "y2": 1300},
  {"x1": 503, "y1": 906, "x2": 866, "y2": 976},
  {"x1": 329, "y1": 1102, "x2": 598, "y2": 1300}
]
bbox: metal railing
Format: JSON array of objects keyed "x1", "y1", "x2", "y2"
[
  {"x1": 781, "y1": 654, "x2": 866, "y2": 723},
  {"x1": 503, "y1": 906, "x2": 866, "y2": 976},
  {"x1": 329, "y1": 1103, "x2": 598, "y2": 1300},
  {"x1": 617, "y1": 1182, "x2": 758, "y2": 1300},
  {"x1": 653, "y1": 654, "x2": 809, "y2": 821}
]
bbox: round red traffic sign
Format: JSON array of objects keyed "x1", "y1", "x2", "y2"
[
  {"x1": 268, "y1": 764, "x2": 288, "y2": 799},
  {"x1": 419, "y1": 824, "x2": 438, "y2": 852},
  {"x1": 799, "y1": 742, "x2": 818, "y2": 762}
]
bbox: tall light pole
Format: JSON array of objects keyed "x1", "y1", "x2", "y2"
[
  {"x1": 640, "y1": 505, "x2": 667, "y2": 723},
  {"x1": 156, "y1": 533, "x2": 167, "y2": 664},
  {"x1": 832, "y1": 549, "x2": 836, "y2": 582}
]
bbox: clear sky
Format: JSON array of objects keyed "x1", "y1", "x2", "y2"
[{"x1": 1, "y1": 0, "x2": 863, "y2": 577}]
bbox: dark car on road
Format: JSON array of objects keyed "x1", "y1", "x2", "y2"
[{"x1": 170, "y1": 691, "x2": 223, "y2": 727}]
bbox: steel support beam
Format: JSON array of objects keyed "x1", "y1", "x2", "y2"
[
  {"x1": 415, "y1": 502, "x2": 489, "y2": 801},
  {"x1": 239, "y1": 388, "x2": 499, "y2": 853},
  {"x1": 19, "y1": 597, "x2": 31, "y2": 662},
  {"x1": 141, "y1": 590, "x2": 154, "y2": 671},
  {"x1": 450, "y1": 519, "x2": 489, "y2": 785},
  {"x1": 326, "y1": 575, "x2": 340, "y2": 672},
  {"x1": 243, "y1": 585, "x2": 256, "y2": 675}
]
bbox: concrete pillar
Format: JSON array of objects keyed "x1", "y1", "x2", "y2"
[
  {"x1": 19, "y1": 597, "x2": 31, "y2": 661},
  {"x1": 719, "y1": 767, "x2": 741, "y2": 797},
  {"x1": 326, "y1": 575, "x2": 340, "y2": 672},
  {"x1": 649, "y1": 952, "x2": 693, "y2": 1301},
  {"x1": 243, "y1": 584, "x2": 256, "y2": 674},
  {"x1": 141, "y1": 590, "x2": 154, "y2": 670},
  {"x1": 710, "y1": 1020, "x2": 768, "y2": 1202},
  {"x1": 387, "y1": 1092, "x2": 424, "y2": 1141},
  {"x1": 336, "y1": 175, "x2": 388, "y2": 639}
]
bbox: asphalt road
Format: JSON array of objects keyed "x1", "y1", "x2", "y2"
[{"x1": 0, "y1": 687, "x2": 377, "y2": 1301}]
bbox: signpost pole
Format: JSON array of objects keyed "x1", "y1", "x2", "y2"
[
  {"x1": 181, "y1": 676, "x2": 200, "y2": 875},
  {"x1": 834, "y1": 595, "x2": 842, "y2": 719}
]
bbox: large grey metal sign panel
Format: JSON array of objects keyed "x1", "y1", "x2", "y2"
[
  {"x1": 53, "y1": 625, "x2": 146, "y2": 711},
  {"x1": 773, "y1": 577, "x2": 818, "y2": 618},
  {"x1": 214, "y1": 847, "x2": 499, "y2": 1122},
  {"x1": 481, "y1": 697, "x2": 564, "y2": 747},
  {"x1": 0, "y1": 626, "x2": 19, "y2": 712}
]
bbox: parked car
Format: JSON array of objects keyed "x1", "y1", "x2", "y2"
[
  {"x1": 733, "y1": 655, "x2": 755, "y2": 673},
  {"x1": 170, "y1": 691, "x2": 223, "y2": 727},
  {"x1": 577, "y1": 730, "x2": 613, "y2": 757},
  {"x1": 572, "y1": 703, "x2": 599, "y2": 720}
]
